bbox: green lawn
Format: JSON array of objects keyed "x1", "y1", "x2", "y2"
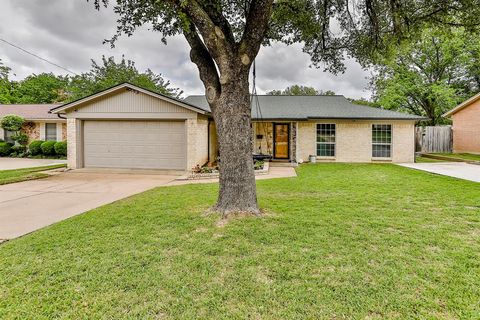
[
  {"x1": 0, "y1": 164, "x2": 479, "y2": 319},
  {"x1": 0, "y1": 164, "x2": 66, "y2": 185},
  {"x1": 433, "y1": 153, "x2": 480, "y2": 162},
  {"x1": 415, "y1": 156, "x2": 446, "y2": 163}
]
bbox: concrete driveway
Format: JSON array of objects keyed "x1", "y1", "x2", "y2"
[
  {"x1": 399, "y1": 162, "x2": 480, "y2": 183},
  {"x1": 0, "y1": 171, "x2": 177, "y2": 241},
  {"x1": 0, "y1": 158, "x2": 67, "y2": 170}
]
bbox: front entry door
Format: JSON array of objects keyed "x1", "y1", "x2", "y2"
[{"x1": 273, "y1": 123, "x2": 289, "y2": 159}]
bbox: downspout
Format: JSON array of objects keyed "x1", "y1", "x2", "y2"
[{"x1": 57, "y1": 113, "x2": 67, "y2": 120}]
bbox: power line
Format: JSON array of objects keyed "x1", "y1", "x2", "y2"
[{"x1": 0, "y1": 38, "x2": 79, "y2": 75}]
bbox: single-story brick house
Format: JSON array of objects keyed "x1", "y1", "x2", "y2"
[
  {"x1": 0, "y1": 104, "x2": 67, "y2": 143},
  {"x1": 443, "y1": 93, "x2": 480, "y2": 154},
  {"x1": 47, "y1": 83, "x2": 424, "y2": 170}
]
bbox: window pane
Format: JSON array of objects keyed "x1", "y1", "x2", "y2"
[
  {"x1": 316, "y1": 124, "x2": 336, "y2": 156},
  {"x1": 372, "y1": 124, "x2": 392, "y2": 158},
  {"x1": 372, "y1": 144, "x2": 391, "y2": 158},
  {"x1": 46, "y1": 123, "x2": 57, "y2": 141},
  {"x1": 317, "y1": 143, "x2": 335, "y2": 157},
  {"x1": 4, "y1": 130, "x2": 15, "y2": 143}
]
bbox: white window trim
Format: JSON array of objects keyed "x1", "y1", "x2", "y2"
[
  {"x1": 372, "y1": 124, "x2": 393, "y2": 159},
  {"x1": 45, "y1": 123, "x2": 58, "y2": 142},
  {"x1": 316, "y1": 123, "x2": 336, "y2": 158}
]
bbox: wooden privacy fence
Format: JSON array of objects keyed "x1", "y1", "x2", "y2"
[{"x1": 415, "y1": 126, "x2": 452, "y2": 153}]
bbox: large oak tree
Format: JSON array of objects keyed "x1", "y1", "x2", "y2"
[
  {"x1": 90, "y1": 0, "x2": 480, "y2": 216},
  {"x1": 372, "y1": 27, "x2": 480, "y2": 125}
]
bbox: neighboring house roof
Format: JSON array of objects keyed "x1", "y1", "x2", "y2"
[
  {"x1": 184, "y1": 95, "x2": 427, "y2": 121},
  {"x1": 50, "y1": 82, "x2": 210, "y2": 115},
  {"x1": 0, "y1": 104, "x2": 62, "y2": 120},
  {"x1": 443, "y1": 92, "x2": 480, "y2": 117}
]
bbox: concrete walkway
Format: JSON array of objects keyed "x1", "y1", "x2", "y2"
[
  {"x1": 399, "y1": 162, "x2": 480, "y2": 183},
  {"x1": 0, "y1": 172, "x2": 177, "y2": 241},
  {"x1": 0, "y1": 158, "x2": 67, "y2": 170}
]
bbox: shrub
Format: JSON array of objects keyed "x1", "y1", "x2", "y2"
[
  {"x1": 10, "y1": 144, "x2": 27, "y2": 158},
  {"x1": 54, "y1": 141, "x2": 67, "y2": 156},
  {"x1": 0, "y1": 142, "x2": 12, "y2": 156},
  {"x1": 29, "y1": 140, "x2": 45, "y2": 155},
  {"x1": 40, "y1": 141, "x2": 56, "y2": 155},
  {"x1": 12, "y1": 132, "x2": 29, "y2": 146},
  {"x1": 0, "y1": 115, "x2": 24, "y2": 132}
]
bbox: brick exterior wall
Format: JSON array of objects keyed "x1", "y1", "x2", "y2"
[
  {"x1": 186, "y1": 115, "x2": 210, "y2": 170},
  {"x1": 66, "y1": 118, "x2": 77, "y2": 169},
  {"x1": 451, "y1": 100, "x2": 480, "y2": 153},
  {"x1": 62, "y1": 123, "x2": 67, "y2": 141},
  {"x1": 22, "y1": 121, "x2": 40, "y2": 142},
  {"x1": 296, "y1": 120, "x2": 416, "y2": 163}
]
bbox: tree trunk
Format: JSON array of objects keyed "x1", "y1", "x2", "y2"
[{"x1": 211, "y1": 73, "x2": 259, "y2": 216}]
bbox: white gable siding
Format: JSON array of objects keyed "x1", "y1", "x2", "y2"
[{"x1": 68, "y1": 89, "x2": 196, "y2": 119}]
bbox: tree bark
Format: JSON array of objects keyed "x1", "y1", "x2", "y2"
[{"x1": 210, "y1": 72, "x2": 259, "y2": 216}]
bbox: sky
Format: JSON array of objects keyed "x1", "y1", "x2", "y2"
[{"x1": 0, "y1": 0, "x2": 372, "y2": 99}]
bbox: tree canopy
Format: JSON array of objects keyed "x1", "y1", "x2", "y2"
[
  {"x1": 0, "y1": 59, "x2": 16, "y2": 104},
  {"x1": 68, "y1": 56, "x2": 182, "y2": 100},
  {"x1": 371, "y1": 27, "x2": 480, "y2": 125},
  {"x1": 0, "y1": 56, "x2": 181, "y2": 104},
  {"x1": 267, "y1": 85, "x2": 335, "y2": 96}
]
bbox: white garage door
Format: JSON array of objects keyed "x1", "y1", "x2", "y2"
[{"x1": 83, "y1": 120, "x2": 186, "y2": 170}]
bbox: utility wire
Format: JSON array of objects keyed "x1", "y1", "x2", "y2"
[{"x1": 0, "y1": 38, "x2": 79, "y2": 75}]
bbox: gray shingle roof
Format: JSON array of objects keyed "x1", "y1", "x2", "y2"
[{"x1": 184, "y1": 95, "x2": 426, "y2": 120}]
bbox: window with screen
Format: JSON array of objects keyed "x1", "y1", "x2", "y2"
[
  {"x1": 372, "y1": 124, "x2": 392, "y2": 158},
  {"x1": 316, "y1": 124, "x2": 336, "y2": 157},
  {"x1": 45, "y1": 123, "x2": 57, "y2": 141}
]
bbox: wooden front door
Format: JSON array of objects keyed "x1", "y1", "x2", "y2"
[{"x1": 273, "y1": 123, "x2": 290, "y2": 159}]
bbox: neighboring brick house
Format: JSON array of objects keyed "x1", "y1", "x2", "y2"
[
  {"x1": 0, "y1": 104, "x2": 67, "y2": 144},
  {"x1": 444, "y1": 93, "x2": 480, "y2": 154},
  {"x1": 48, "y1": 83, "x2": 425, "y2": 171}
]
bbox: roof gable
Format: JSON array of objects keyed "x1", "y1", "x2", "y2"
[{"x1": 50, "y1": 83, "x2": 209, "y2": 115}]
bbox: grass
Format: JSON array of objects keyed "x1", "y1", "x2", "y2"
[
  {"x1": 433, "y1": 153, "x2": 480, "y2": 162},
  {"x1": 415, "y1": 156, "x2": 446, "y2": 163},
  {"x1": 0, "y1": 164, "x2": 479, "y2": 319},
  {"x1": 0, "y1": 164, "x2": 66, "y2": 185}
]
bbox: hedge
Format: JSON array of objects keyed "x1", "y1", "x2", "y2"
[
  {"x1": 54, "y1": 141, "x2": 67, "y2": 156},
  {"x1": 29, "y1": 140, "x2": 45, "y2": 156},
  {"x1": 0, "y1": 142, "x2": 12, "y2": 156},
  {"x1": 40, "y1": 141, "x2": 56, "y2": 155}
]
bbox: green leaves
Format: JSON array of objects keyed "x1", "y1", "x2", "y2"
[
  {"x1": 0, "y1": 115, "x2": 25, "y2": 132},
  {"x1": 267, "y1": 85, "x2": 322, "y2": 96},
  {"x1": 68, "y1": 56, "x2": 183, "y2": 101},
  {"x1": 372, "y1": 27, "x2": 480, "y2": 125},
  {"x1": 0, "y1": 56, "x2": 182, "y2": 104}
]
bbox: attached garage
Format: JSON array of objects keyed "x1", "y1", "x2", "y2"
[
  {"x1": 50, "y1": 83, "x2": 211, "y2": 171},
  {"x1": 83, "y1": 120, "x2": 186, "y2": 170}
]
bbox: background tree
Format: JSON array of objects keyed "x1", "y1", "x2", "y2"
[
  {"x1": 267, "y1": 85, "x2": 337, "y2": 96},
  {"x1": 14, "y1": 73, "x2": 70, "y2": 104},
  {"x1": 90, "y1": 0, "x2": 480, "y2": 215},
  {"x1": 267, "y1": 85, "x2": 319, "y2": 95},
  {"x1": 69, "y1": 56, "x2": 182, "y2": 100},
  {"x1": 371, "y1": 28, "x2": 480, "y2": 125},
  {"x1": 0, "y1": 60, "x2": 16, "y2": 104}
]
